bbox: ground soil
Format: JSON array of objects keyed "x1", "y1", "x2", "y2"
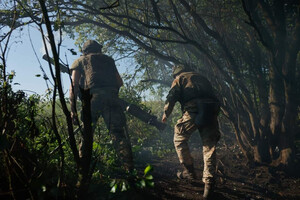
[{"x1": 135, "y1": 134, "x2": 300, "y2": 200}]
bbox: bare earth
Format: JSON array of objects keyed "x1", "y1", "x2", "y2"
[{"x1": 137, "y1": 136, "x2": 300, "y2": 200}]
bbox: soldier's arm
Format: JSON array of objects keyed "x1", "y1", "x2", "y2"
[
  {"x1": 70, "y1": 69, "x2": 81, "y2": 118},
  {"x1": 116, "y1": 71, "x2": 123, "y2": 88},
  {"x1": 69, "y1": 57, "x2": 83, "y2": 107},
  {"x1": 162, "y1": 77, "x2": 181, "y2": 121},
  {"x1": 111, "y1": 59, "x2": 123, "y2": 89}
]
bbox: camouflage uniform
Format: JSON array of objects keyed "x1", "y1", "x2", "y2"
[
  {"x1": 70, "y1": 40, "x2": 133, "y2": 171},
  {"x1": 164, "y1": 70, "x2": 220, "y2": 184}
]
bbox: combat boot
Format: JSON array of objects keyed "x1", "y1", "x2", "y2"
[
  {"x1": 203, "y1": 182, "x2": 215, "y2": 200},
  {"x1": 176, "y1": 164, "x2": 196, "y2": 180}
]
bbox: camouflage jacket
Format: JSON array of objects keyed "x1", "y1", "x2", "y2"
[{"x1": 164, "y1": 71, "x2": 218, "y2": 117}]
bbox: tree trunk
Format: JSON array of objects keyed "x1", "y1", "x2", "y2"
[
  {"x1": 231, "y1": 121, "x2": 253, "y2": 163},
  {"x1": 269, "y1": 61, "x2": 285, "y2": 159},
  {"x1": 253, "y1": 136, "x2": 271, "y2": 163},
  {"x1": 272, "y1": 43, "x2": 299, "y2": 171}
]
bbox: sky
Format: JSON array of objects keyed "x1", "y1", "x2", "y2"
[{"x1": 3, "y1": 25, "x2": 129, "y2": 97}]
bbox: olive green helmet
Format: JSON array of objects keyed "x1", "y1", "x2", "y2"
[
  {"x1": 82, "y1": 40, "x2": 103, "y2": 55},
  {"x1": 172, "y1": 64, "x2": 187, "y2": 78}
]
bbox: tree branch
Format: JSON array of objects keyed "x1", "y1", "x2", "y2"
[
  {"x1": 141, "y1": 79, "x2": 170, "y2": 86},
  {"x1": 38, "y1": 0, "x2": 80, "y2": 167},
  {"x1": 241, "y1": 0, "x2": 274, "y2": 50}
]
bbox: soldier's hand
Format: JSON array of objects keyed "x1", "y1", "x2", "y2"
[{"x1": 162, "y1": 113, "x2": 167, "y2": 123}]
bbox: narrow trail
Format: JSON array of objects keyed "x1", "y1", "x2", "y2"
[{"x1": 137, "y1": 143, "x2": 300, "y2": 200}]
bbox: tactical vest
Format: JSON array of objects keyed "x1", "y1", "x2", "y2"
[{"x1": 81, "y1": 53, "x2": 119, "y2": 90}]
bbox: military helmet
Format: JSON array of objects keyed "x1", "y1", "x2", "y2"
[
  {"x1": 82, "y1": 40, "x2": 103, "y2": 55},
  {"x1": 172, "y1": 64, "x2": 187, "y2": 78}
]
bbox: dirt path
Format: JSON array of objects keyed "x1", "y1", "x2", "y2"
[{"x1": 138, "y1": 144, "x2": 300, "y2": 200}]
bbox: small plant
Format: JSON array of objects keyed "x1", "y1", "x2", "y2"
[{"x1": 109, "y1": 164, "x2": 154, "y2": 194}]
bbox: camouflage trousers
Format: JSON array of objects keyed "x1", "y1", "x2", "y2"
[
  {"x1": 174, "y1": 111, "x2": 220, "y2": 184},
  {"x1": 90, "y1": 89, "x2": 134, "y2": 172}
]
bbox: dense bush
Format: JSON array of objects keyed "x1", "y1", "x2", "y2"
[{"x1": 0, "y1": 74, "x2": 177, "y2": 199}]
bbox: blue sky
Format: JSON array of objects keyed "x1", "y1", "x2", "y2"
[{"x1": 4, "y1": 25, "x2": 129, "y2": 97}]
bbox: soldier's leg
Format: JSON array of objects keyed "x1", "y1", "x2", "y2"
[
  {"x1": 102, "y1": 103, "x2": 133, "y2": 172},
  {"x1": 199, "y1": 119, "x2": 220, "y2": 184},
  {"x1": 77, "y1": 92, "x2": 101, "y2": 159},
  {"x1": 174, "y1": 111, "x2": 198, "y2": 178}
]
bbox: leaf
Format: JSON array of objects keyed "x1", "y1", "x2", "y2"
[
  {"x1": 43, "y1": 75, "x2": 49, "y2": 80},
  {"x1": 14, "y1": 83, "x2": 20, "y2": 85},
  {"x1": 144, "y1": 165, "x2": 153, "y2": 175},
  {"x1": 121, "y1": 181, "x2": 127, "y2": 192},
  {"x1": 25, "y1": 116, "x2": 32, "y2": 122},
  {"x1": 8, "y1": 74, "x2": 14, "y2": 79},
  {"x1": 35, "y1": 74, "x2": 41, "y2": 77},
  {"x1": 109, "y1": 179, "x2": 116, "y2": 187},
  {"x1": 145, "y1": 175, "x2": 153, "y2": 180},
  {"x1": 54, "y1": 21, "x2": 59, "y2": 31},
  {"x1": 110, "y1": 184, "x2": 117, "y2": 193},
  {"x1": 140, "y1": 180, "x2": 146, "y2": 188},
  {"x1": 53, "y1": 19, "x2": 62, "y2": 31},
  {"x1": 146, "y1": 180, "x2": 155, "y2": 188},
  {"x1": 68, "y1": 48, "x2": 77, "y2": 55}
]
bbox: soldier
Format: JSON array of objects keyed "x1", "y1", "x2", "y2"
[
  {"x1": 161, "y1": 65, "x2": 220, "y2": 199},
  {"x1": 69, "y1": 40, "x2": 133, "y2": 172}
]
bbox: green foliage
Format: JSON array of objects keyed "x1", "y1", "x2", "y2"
[
  {"x1": 92, "y1": 122, "x2": 119, "y2": 172},
  {"x1": 109, "y1": 164, "x2": 154, "y2": 194},
  {"x1": 0, "y1": 64, "x2": 80, "y2": 198}
]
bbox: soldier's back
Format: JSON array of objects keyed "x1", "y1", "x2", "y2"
[
  {"x1": 179, "y1": 72, "x2": 214, "y2": 103},
  {"x1": 82, "y1": 53, "x2": 118, "y2": 90}
]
